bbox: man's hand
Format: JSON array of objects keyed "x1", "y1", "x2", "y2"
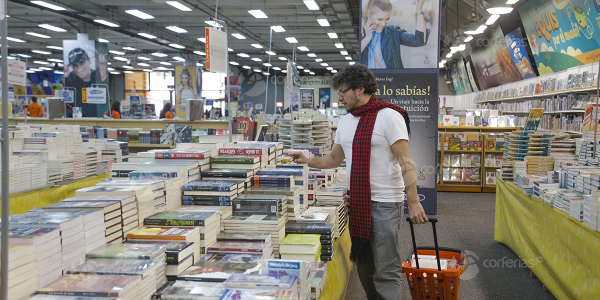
[
  {"x1": 284, "y1": 151, "x2": 310, "y2": 165},
  {"x1": 408, "y1": 200, "x2": 428, "y2": 224},
  {"x1": 63, "y1": 64, "x2": 70, "y2": 78},
  {"x1": 416, "y1": 0, "x2": 425, "y2": 13}
]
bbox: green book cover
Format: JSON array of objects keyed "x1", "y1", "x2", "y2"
[
  {"x1": 281, "y1": 234, "x2": 320, "y2": 246},
  {"x1": 210, "y1": 156, "x2": 258, "y2": 164}
]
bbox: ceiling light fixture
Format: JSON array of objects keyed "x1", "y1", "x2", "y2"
[
  {"x1": 441, "y1": 60, "x2": 447, "y2": 64},
  {"x1": 271, "y1": 25, "x2": 285, "y2": 32},
  {"x1": 326, "y1": 67, "x2": 333, "y2": 70},
  {"x1": 38, "y1": 24, "x2": 66, "y2": 32},
  {"x1": 286, "y1": 37, "x2": 298, "y2": 43},
  {"x1": 446, "y1": 53, "x2": 453, "y2": 58},
  {"x1": 263, "y1": 72, "x2": 270, "y2": 75},
  {"x1": 32, "y1": 50, "x2": 51, "y2": 55},
  {"x1": 252, "y1": 58, "x2": 262, "y2": 62},
  {"x1": 266, "y1": 51, "x2": 276, "y2": 55},
  {"x1": 251, "y1": 44, "x2": 263, "y2": 48},
  {"x1": 464, "y1": 25, "x2": 487, "y2": 35},
  {"x1": 279, "y1": 57, "x2": 287, "y2": 61},
  {"x1": 335, "y1": 43, "x2": 344, "y2": 48},
  {"x1": 94, "y1": 19, "x2": 120, "y2": 28},
  {"x1": 230, "y1": 61, "x2": 239, "y2": 65},
  {"x1": 204, "y1": 20, "x2": 219, "y2": 27},
  {"x1": 273, "y1": 67, "x2": 281, "y2": 70},
  {"x1": 166, "y1": 1, "x2": 192, "y2": 11},
  {"x1": 307, "y1": 53, "x2": 316, "y2": 57},
  {"x1": 345, "y1": 56, "x2": 352, "y2": 60},
  {"x1": 7, "y1": 37, "x2": 26, "y2": 43},
  {"x1": 464, "y1": 35, "x2": 473, "y2": 42},
  {"x1": 315, "y1": 58, "x2": 323, "y2": 62},
  {"x1": 228, "y1": 48, "x2": 234, "y2": 52},
  {"x1": 327, "y1": 32, "x2": 338, "y2": 38},
  {"x1": 281, "y1": 70, "x2": 287, "y2": 73},
  {"x1": 98, "y1": 38, "x2": 109, "y2": 43},
  {"x1": 125, "y1": 9, "x2": 155, "y2": 19},
  {"x1": 26, "y1": 32, "x2": 50, "y2": 39},
  {"x1": 173, "y1": 57, "x2": 185, "y2": 61},
  {"x1": 198, "y1": 37, "x2": 206, "y2": 43},
  {"x1": 46, "y1": 45, "x2": 62, "y2": 50},
  {"x1": 196, "y1": 63, "x2": 203, "y2": 67},
  {"x1": 349, "y1": 62, "x2": 355, "y2": 65},
  {"x1": 109, "y1": 50, "x2": 125, "y2": 55},
  {"x1": 506, "y1": 0, "x2": 519, "y2": 4},
  {"x1": 138, "y1": 63, "x2": 150, "y2": 67},
  {"x1": 169, "y1": 43, "x2": 185, "y2": 49},
  {"x1": 33, "y1": 60, "x2": 49, "y2": 65},
  {"x1": 110, "y1": 71, "x2": 121, "y2": 75},
  {"x1": 486, "y1": 7, "x2": 512, "y2": 14},
  {"x1": 31, "y1": 0, "x2": 66, "y2": 10},
  {"x1": 152, "y1": 52, "x2": 168, "y2": 57},
  {"x1": 253, "y1": 69, "x2": 261, "y2": 72},
  {"x1": 340, "y1": 50, "x2": 348, "y2": 55},
  {"x1": 123, "y1": 47, "x2": 137, "y2": 51},
  {"x1": 486, "y1": 14, "x2": 500, "y2": 25},
  {"x1": 231, "y1": 33, "x2": 246, "y2": 39},
  {"x1": 143, "y1": 69, "x2": 153, "y2": 72},
  {"x1": 18, "y1": 54, "x2": 32, "y2": 58},
  {"x1": 122, "y1": 65, "x2": 134, "y2": 69},
  {"x1": 330, "y1": 70, "x2": 337, "y2": 74},
  {"x1": 160, "y1": 62, "x2": 172, "y2": 65},
  {"x1": 439, "y1": 63, "x2": 445, "y2": 68},
  {"x1": 237, "y1": 53, "x2": 250, "y2": 58},
  {"x1": 138, "y1": 33, "x2": 157, "y2": 39},
  {"x1": 263, "y1": 63, "x2": 272, "y2": 67},
  {"x1": 243, "y1": 66, "x2": 251, "y2": 69},
  {"x1": 113, "y1": 56, "x2": 128, "y2": 61},
  {"x1": 123, "y1": 71, "x2": 134, "y2": 73},
  {"x1": 137, "y1": 56, "x2": 151, "y2": 60},
  {"x1": 166, "y1": 26, "x2": 187, "y2": 33},
  {"x1": 297, "y1": 46, "x2": 309, "y2": 51},
  {"x1": 317, "y1": 18, "x2": 330, "y2": 26},
  {"x1": 297, "y1": 66, "x2": 304, "y2": 69},
  {"x1": 320, "y1": 63, "x2": 328, "y2": 66},
  {"x1": 248, "y1": 9, "x2": 268, "y2": 18},
  {"x1": 304, "y1": 0, "x2": 320, "y2": 10},
  {"x1": 47, "y1": 58, "x2": 62, "y2": 62},
  {"x1": 194, "y1": 51, "x2": 206, "y2": 55}
]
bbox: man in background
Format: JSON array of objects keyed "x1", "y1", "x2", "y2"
[
  {"x1": 26, "y1": 97, "x2": 44, "y2": 117},
  {"x1": 64, "y1": 47, "x2": 97, "y2": 117}
]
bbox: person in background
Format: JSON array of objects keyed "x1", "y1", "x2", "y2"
[
  {"x1": 110, "y1": 101, "x2": 121, "y2": 119},
  {"x1": 95, "y1": 48, "x2": 109, "y2": 86},
  {"x1": 160, "y1": 102, "x2": 174, "y2": 119},
  {"x1": 26, "y1": 97, "x2": 44, "y2": 117}
]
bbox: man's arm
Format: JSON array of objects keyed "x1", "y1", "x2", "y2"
[
  {"x1": 391, "y1": 139, "x2": 428, "y2": 224},
  {"x1": 286, "y1": 144, "x2": 345, "y2": 169}
]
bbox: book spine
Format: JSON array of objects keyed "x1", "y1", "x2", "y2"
[
  {"x1": 253, "y1": 182, "x2": 291, "y2": 187},
  {"x1": 285, "y1": 228, "x2": 332, "y2": 235},
  {"x1": 210, "y1": 157, "x2": 256, "y2": 164},
  {"x1": 144, "y1": 219, "x2": 204, "y2": 227},
  {"x1": 165, "y1": 251, "x2": 179, "y2": 264},
  {"x1": 183, "y1": 195, "x2": 234, "y2": 201},
  {"x1": 39, "y1": 292, "x2": 115, "y2": 297},
  {"x1": 202, "y1": 171, "x2": 249, "y2": 178},
  {"x1": 256, "y1": 170, "x2": 303, "y2": 176},
  {"x1": 218, "y1": 148, "x2": 263, "y2": 156},
  {"x1": 182, "y1": 185, "x2": 232, "y2": 192},
  {"x1": 182, "y1": 200, "x2": 232, "y2": 206}
]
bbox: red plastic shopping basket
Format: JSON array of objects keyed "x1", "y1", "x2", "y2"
[{"x1": 402, "y1": 217, "x2": 466, "y2": 300}]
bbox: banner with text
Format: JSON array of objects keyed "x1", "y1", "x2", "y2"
[
  {"x1": 205, "y1": 27, "x2": 227, "y2": 74},
  {"x1": 505, "y1": 28, "x2": 537, "y2": 79},
  {"x1": 519, "y1": 0, "x2": 600, "y2": 75}
]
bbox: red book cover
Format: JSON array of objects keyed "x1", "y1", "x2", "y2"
[{"x1": 218, "y1": 148, "x2": 264, "y2": 156}]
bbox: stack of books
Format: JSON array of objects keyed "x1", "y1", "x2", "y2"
[
  {"x1": 261, "y1": 259, "x2": 312, "y2": 300},
  {"x1": 315, "y1": 187, "x2": 348, "y2": 208},
  {"x1": 554, "y1": 190, "x2": 584, "y2": 220},
  {"x1": 524, "y1": 156, "x2": 554, "y2": 176},
  {"x1": 173, "y1": 261, "x2": 261, "y2": 282},
  {"x1": 153, "y1": 281, "x2": 226, "y2": 299},
  {"x1": 533, "y1": 181, "x2": 560, "y2": 200},
  {"x1": 550, "y1": 139, "x2": 578, "y2": 170},
  {"x1": 62, "y1": 195, "x2": 138, "y2": 243},
  {"x1": 224, "y1": 215, "x2": 286, "y2": 258},
  {"x1": 126, "y1": 240, "x2": 196, "y2": 277},
  {"x1": 111, "y1": 162, "x2": 137, "y2": 179},
  {"x1": 237, "y1": 141, "x2": 285, "y2": 164},
  {"x1": 513, "y1": 161, "x2": 527, "y2": 182},
  {"x1": 72, "y1": 151, "x2": 88, "y2": 179},
  {"x1": 143, "y1": 211, "x2": 219, "y2": 256},
  {"x1": 201, "y1": 168, "x2": 255, "y2": 189},
  {"x1": 310, "y1": 262, "x2": 327, "y2": 300},
  {"x1": 96, "y1": 159, "x2": 109, "y2": 176},
  {"x1": 182, "y1": 179, "x2": 244, "y2": 206},
  {"x1": 218, "y1": 146, "x2": 271, "y2": 168},
  {"x1": 46, "y1": 157, "x2": 74, "y2": 182},
  {"x1": 154, "y1": 149, "x2": 213, "y2": 173},
  {"x1": 206, "y1": 239, "x2": 273, "y2": 259},
  {"x1": 136, "y1": 160, "x2": 200, "y2": 183},
  {"x1": 233, "y1": 143, "x2": 279, "y2": 166},
  {"x1": 36, "y1": 274, "x2": 142, "y2": 299},
  {"x1": 307, "y1": 179, "x2": 322, "y2": 206},
  {"x1": 127, "y1": 227, "x2": 203, "y2": 269},
  {"x1": 177, "y1": 205, "x2": 233, "y2": 232},
  {"x1": 275, "y1": 164, "x2": 310, "y2": 210},
  {"x1": 223, "y1": 274, "x2": 298, "y2": 298},
  {"x1": 210, "y1": 156, "x2": 261, "y2": 171},
  {"x1": 301, "y1": 204, "x2": 347, "y2": 241},
  {"x1": 311, "y1": 117, "x2": 333, "y2": 150},
  {"x1": 0, "y1": 244, "x2": 38, "y2": 300},
  {"x1": 233, "y1": 195, "x2": 287, "y2": 219},
  {"x1": 9, "y1": 210, "x2": 87, "y2": 273},
  {"x1": 96, "y1": 179, "x2": 167, "y2": 215},
  {"x1": 286, "y1": 222, "x2": 334, "y2": 262},
  {"x1": 129, "y1": 170, "x2": 186, "y2": 211},
  {"x1": 583, "y1": 194, "x2": 599, "y2": 231},
  {"x1": 7, "y1": 228, "x2": 61, "y2": 288},
  {"x1": 279, "y1": 234, "x2": 321, "y2": 263},
  {"x1": 245, "y1": 186, "x2": 301, "y2": 221}
]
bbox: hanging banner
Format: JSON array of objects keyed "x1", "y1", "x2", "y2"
[
  {"x1": 519, "y1": 0, "x2": 600, "y2": 75},
  {"x1": 82, "y1": 87, "x2": 106, "y2": 104},
  {"x1": 449, "y1": 58, "x2": 472, "y2": 95},
  {"x1": 505, "y1": 28, "x2": 536, "y2": 79},
  {"x1": 319, "y1": 87, "x2": 331, "y2": 108},
  {"x1": 205, "y1": 27, "x2": 227, "y2": 74},
  {"x1": 7, "y1": 60, "x2": 26, "y2": 86},
  {"x1": 465, "y1": 60, "x2": 479, "y2": 92},
  {"x1": 290, "y1": 91, "x2": 300, "y2": 111},
  {"x1": 175, "y1": 66, "x2": 198, "y2": 118},
  {"x1": 360, "y1": 0, "x2": 440, "y2": 214},
  {"x1": 300, "y1": 88, "x2": 314, "y2": 109}
]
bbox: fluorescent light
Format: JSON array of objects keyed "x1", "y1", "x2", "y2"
[
  {"x1": 123, "y1": 47, "x2": 137, "y2": 51},
  {"x1": 231, "y1": 33, "x2": 246, "y2": 39},
  {"x1": 160, "y1": 62, "x2": 172, "y2": 65},
  {"x1": 326, "y1": 67, "x2": 333, "y2": 70},
  {"x1": 156, "y1": 67, "x2": 167, "y2": 70},
  {"x1": 38, "y1": 24, "x2": 66, "y2": 32},
  {"x1": 243, "y1": 66, "x2": 251, "y2": 69},
  {"x1": 32, "y1": 50, "x2": 51, "y2": 55},
  {"x1": 204, "y1": 20, "x2": 219, "y2": 27},
  {"x1": 506, "y1": 0, "x2": 519, "y2": 4},
  {"x1": 464, "y1": 25, "x2": 487, "y2": 35},
  {"x1": 7, "y1": 37, "x2": 25, "y2": 43},
  {"x1": 261, "y1": 72, "x2": 270, "y2": 76},
  {"x1": 31, "y1": 1, "x2": 66, "y2": 10},
  {"x1": 486, "y1": 14, "x2": 500, "y2": 25},
  {"x1": 297, "y1": 66, "x2": 304, "y2": 69},
  {"x1": 266, "y1": 51, "x2": 276, "y2": 55},
  {"x1": 18, "y1": 54, "x2": 32, "y2": 58},
  {"x1": 307, "y1": 53, "x2": 316, "y2": 57},
  {"x1": 46, "y1": 45, "x2": 62, "y2": 50},
  {"x1": 26, "y1": 70, "x2": 35, "y2": 73},
  {"x1": 108, "y1": 67, "x2": 115, "y2": 71},
  {"x1": 123, "y1": 71, "x2": 134, "y2": 73},
  {"x1": 39, "y1": 67, "x2": 53, "y2": 70},
  {"x1": 98, "y1": 38, "x2": 109, "y2": 43},
  {"x1": 441, "y1": 60, "x2": 447, "y2": 64},
  {"x1": 248, "y1": 9, "x2": 268, "y2": 18},
  {"x1": 263, "y1": 63, "x2": 272, "y2": 67},
  {"x1": 114, "y1": 56, "x2": 128, "y2": 61},
  {"x1": 320, "y1": 63, "x2": 328, "y2": 66},
  {"x1": 279, "y1": 57, "x2": 287, "y2": 61},
  {"x1": 271, "y1": 25, "x2": 285, "y2": 32},
  {"x1": 166, "y1": 26, "x2": 187, "y2": 33},
  {"x1": 305, "y1": 69, "x2": 311, "y2": 72},
  {"x1": 166, "y1": 1, "x2": 192, "y2": 11},
  {"x1": 125, "y1": 9, "x2": 155, "y2": 20},
  {"x1": 252, "y1": 58, "x2": 262, "y2": 62},
  {"x1": 335, "y1": 43, "x2": 343, "y2": 48},
  {"x1": 122, "y1": 65, "x2": 134, "y2": 69},
  {"x1": 327, "y1": 32, "x2": 338, "y2": 38},
  {"x1": 194, "y1": 51, "x2": 206, "y2": 55},
  {"x1": 317, "y1": 18, "x2": 330, "y2": 26},
  {"x1": 143, "y1": 69, "x2": 153, "y2": 72},
  {"x1": 173, "y1": 57, "x2": 185, "y2": 61},
  {"x1": 28, "y1": 68, "x2": 41, "y2": 72},
  {"x1": 251, "y1": 44, "x2": 263, "y2": 48},
  {"x1": 340, "y1": 50, "x2": 348, "y2": 55},
  {"x1": 464, "y1": 35, "x2": 473, "y2": 42},
  {"x1": 487, "y1": 7, "x2": 512, "y2": 14},
  {"x1": 439, "y1": 63, "x2": 445, "y2": 68},
  {"x1": 94, "y1": 19, "x2": 120, "y2": 27},
  {"x1": 315, "y1": 58, "x2": 323, "y2": 62},
  {"x1": 286, "y1": 37, "x2": 298, "y2": 43},
  {"x1": 228, "y1": 48, "x2": 233, "y2": 52},
  {"x1": 304, "y1": 0, "x2": 320, "y2": 10},
  {"x1": 349, "y1": 62, "x2": 355, "y2": 65},
  {"x1": 273, "y1": 67, "x2": 281, "y2": 70},
  {"x1": 237, "y1": 53, "x2": 250, "y2": 58},
  {"x1": 109, "y1": 50, "x2": 125, "y2": 55},
  {"x1": 196, "y1": 63, "x2": 203, "y2": 67},
  {"x1": 26, "y1": 32, "x2": 50, "y2": 38},
  {"x1": 137, "y1": 56, "x2": 151, "y2": 60},
  {"x1": 47, "y1": 58, "x2": 62, "y2": 62},
  {"x1": 446, "y1": 53, "x2": 453, "y2": 58},
  {"x1": 198, "y1": 37, "x2": 206, "y2": 43},
  {"x1": 345, "y1": 56, "x2": 352, "y2": 60},
  {"x1": 138, "y1": 33, "x2": 157, "y2": 39},
  {"x1": 281, "y1": 70, "x2": 287, "y2": 73},
  {"x1": 253, "y1": 69, "x2": 261, "y2": 72},
  {"x1": 169, "y1": 43, "x2": 185, "y2": 49},
  {"x1": 330, "y1": 70, "x2": 336, "y2": 74},
  {"x1": 230, "y1": 61, "x2": 239, "y2": 65},
  {"x1": 138, "y1": 63, "x2": 150, "y2": 67},
  {"x1": 54, "y1": 71, "x2": 63, "y2": 74},
  {"x1": 297, "y1": 46, "x2": 309, "y2": 51},
  {"x1": 33, "y1": 60, "x2": 49, "y2": 65}
]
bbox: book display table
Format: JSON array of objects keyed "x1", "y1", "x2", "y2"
[
  {"x1": 6, "y1": 173, "x2": 109, "y2": 215},
  {"x1": 319, "y1": 226, "x2": 352, "y2": 300},
  {"x1": 495, "y1": 177, "x2": 600, "y2": 300}
]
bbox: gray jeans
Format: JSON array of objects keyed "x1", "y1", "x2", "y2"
[{"x1": 355, "y1": 201, "x2": 403, "y2": 300}]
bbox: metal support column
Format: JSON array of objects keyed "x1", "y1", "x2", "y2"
[{"x1": 1, "y1": 0, "x2": 10, "y2": 299}]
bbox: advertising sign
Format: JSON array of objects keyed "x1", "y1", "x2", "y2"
[
  {"x1": 205, "y1": 27, "x2": 227, "y2": 74},
  {"x1": 7, "y1": 60, "x2": 26, "y2": 86},
  {"x1": 505, "y1": 28, "x2": 536, "y2": 79},
  {"x1": 55, "y1": 90, "x2": 74, "y2": 104},
  {"x1": 465, "y1": 60, "x2": 479, "y2": 92},
  {"x1": 449, "y1": 58, "x2": 472, "y2": 95},
  {"x1": 300, "y1": 88, "x2": 314, "y2": 109},
  {"x1": 175, "y1": 66, "x2": 198, "y2": 118},
  {"x1": 82, "y1": 87, "x2": 106, "y2": 104},
  {"x1": 519, "y1": 0, "x2": 600, "y2": 74}
]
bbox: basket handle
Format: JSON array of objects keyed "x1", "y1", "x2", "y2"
[{"x1": 405, "y1": 216, "x2": 441, "y2": 271}]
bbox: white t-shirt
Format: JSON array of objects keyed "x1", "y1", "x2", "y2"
[{"x1": 335, "y1": 108, "x2": 409, "y2": 202}]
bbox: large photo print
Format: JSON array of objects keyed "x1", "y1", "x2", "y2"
[{"x1": 360, "y1": 0, "x2": 439, "y2": 69}]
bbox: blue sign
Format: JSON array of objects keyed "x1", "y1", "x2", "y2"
[
  {"x1": 55, "y1": 90, "x2": 74, "y2": 104},
  {"x1": 128, "y1": 95, "x2": 141, "y2": 105},
  {"x1": 505, "y1": 28, "x2": 536, "y2": 79}
]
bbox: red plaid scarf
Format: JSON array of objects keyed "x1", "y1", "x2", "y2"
[{"x1": 348, "y1": 95, "x2": 410, "y2": 263}]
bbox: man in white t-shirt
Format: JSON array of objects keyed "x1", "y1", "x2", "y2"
[{"x1": 287, "y1": 64, "x2": 427, "y2": 300}]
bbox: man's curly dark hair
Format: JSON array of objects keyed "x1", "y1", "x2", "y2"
[{"x1": 330, "y1": 64, "x2": 378, "y2": 94}]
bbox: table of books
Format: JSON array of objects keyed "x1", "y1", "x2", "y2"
[
  {"x1": 319, "y1": 226, "x2": 352, "y2": 300},
  {"x1": 6, "y1": 173, "x2": 109, "y2": 215},
  {"x1": 494, "y1": 177, "x2": 600, "y2": 300}
]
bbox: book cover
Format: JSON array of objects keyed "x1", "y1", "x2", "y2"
[
  {"x1": 7, "y1": 227, "x2": 60, "y2": 245},
  {"x1": 155, "y1": 281, "x2": 226, "y2": 299},
  {"x1": 143, "y1": 211, "x2": 216, "y2": 227},
  {"x1": 66, "y1": 258, "x2": 161, "y2": 277},
  {"x1": 36, "y1": 274, "x2": 140, "y2": 297},
  {"x1": 217, "y1": 233, "x2": 271, "y2": 243},
  {"x1": 182, "y1": 195, "x2": 236, "y2": 202},
  {"x1": 207, "y1": 241, "x2": 267, "y2": 253},
  {"x1": 126, "y1": 227, "x2": 200, "y2": 241},
  {"x1": 210, "y1": 156, "x2": 260, "y2": 164},
  {"x1": 486, "y1": 138, "x2": 496, "y2": 151},
  {"x1": 218, "y1": 148, "x2": 264, "y2": 156},
  {"x1": 201, "y1": 169, "x2": 253, "y2": 178},
  {"x1": 183, "y1": 180, "x2": 239, "y2": 192},
  {"x1": 85, "y1": 244, "x2": 165, "y2": 259},
  {"x1": 285, "y1": 223, "x2": 333, "y2": 235},
  {"x1": 220, "y1": 289, "x2": 294, "y2": 299},
  {"x1": 155, "y1": 151, "x2": 209, "y2": 159},
  {"x1": 176, "y1": 262, "x2": 261, "y2": 282},
  {"x1": 474, "y1": 116, "x2": 482, "y2": 126},
  {"x1": 448, "y1": 138, "x2": 460, "y2": 150},
  {"x1": 280, "y1": 234, "x2": 320, "y2": 248},
  {"x1": 43, "y1": 201, "x2": 120, "y2": 213},
  {"x1": 474, "y1": 141, "x2": 483, "y2": 151},
  {"x1": 201, "y1": 253, "x2": 263, "y2": 264},
  {"x1": 256, "y1": 169, "x2": 304, "y2": 177},
  {"x1": 124, "y1": 241, "x2": 193, "y2": 264},
  {"x1": 225, "y1": 274, "x2": 297, "y2": 289}
]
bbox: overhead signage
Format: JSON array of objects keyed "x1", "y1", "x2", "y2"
[
  {"x1": 7, "y1": 60, "x2": 26, "y2": 86},
  {"x1": 55, "y1": 90, "x2": 74, "y2": 103},
  {"x1": 205, "y1": 27, "x2": 227, "y2": 73},
  {"x1": 82, "y1": 87, "x2": 107, "y2": 104}
]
